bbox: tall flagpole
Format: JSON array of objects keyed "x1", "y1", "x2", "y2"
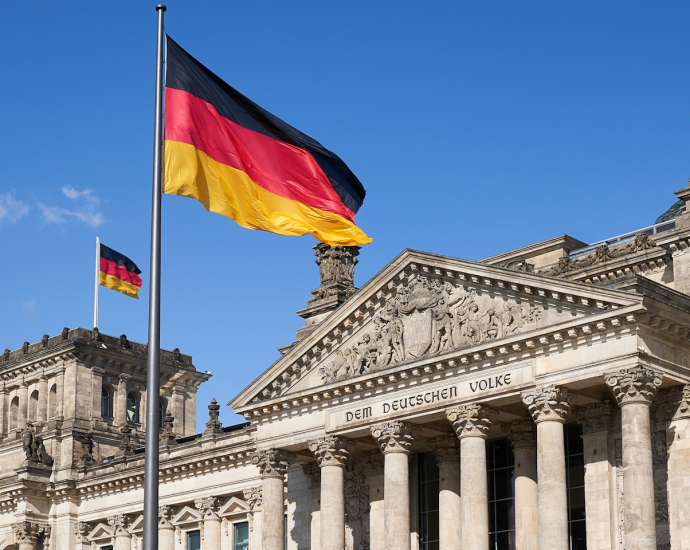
[
  {"x1": 94, "y1": 236, "x2": 100, "y2": 329},
  {"x1": 143, "y1": 5, "x2": 165, "y2": 550}
]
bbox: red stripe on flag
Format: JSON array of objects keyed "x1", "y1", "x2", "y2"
[
  {"x1": 100, "y1": 258, "x2": 143, "y2": 288},
  {"x1": 164, "y1": 88, "x2": 356, "y2": 223}
]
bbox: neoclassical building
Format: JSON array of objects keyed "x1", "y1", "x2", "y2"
[{"x1": 2, "y1": 184, "x2": 690, "y2": 550}]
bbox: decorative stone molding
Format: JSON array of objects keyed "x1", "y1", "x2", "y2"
[
  {"x1": 670, "y1": 384, "x2": 690, "y2": 419},
  {"x1": 243, "y1": 486, "x2": 263, "y2": 511},
  {"x1": 12, "y1": 521, "x2": 44, "y2": 544},
  {"x1": 159, "y1": 411, "x2": 177, "y2": 445},
  {"x1": 576, "y1": 401, "x2": 612, "y2": 435},
  {"x1": 203, "y1": 398, "x2": 223, "y2": 435},
  {"x1": 74, "y1": 521, "x2": 91, "y2": 543},
  {"x1": 371, "y1": 421, "x2": 418, "y2": 454},
  {"x1": 521, "y1": 385, "x2": 570, "y2": 423},
  {"x1": 427, "y1": 434, "x2": 460, "y2": 464},
  {"x1": 605, "y1": 366, "x2": 663, "y2": 406},
  {"x1": 117, "y1": 425, "x2": 134, "y2": 456},
  {"x1": 447, "y1": 404, "x2": 496, "y2": 439},
  {"x1": 194, "y1": 496, "x2": 219, "y2": 519},
  {"x1": 251, "y1": 449, "x2": 296, "y2": 478},
  {"x1": 159, "y1": 505, "x2": 175, "y2": 528},
  {"x1": 302, "y1": 462, "x2": 321, "y2": 485},
  {"x1": 107, "y1": 514, "x2": 132, "y2": 536},
  {"x1": 308, "y1": 435, "x2": 356, "y2": 467},
  {"x1": 503, "y1": 419, "x2": 537, "y2": 450},
  {"x1": 309, "y1": 243, "x2": 359, "y2": 303}
]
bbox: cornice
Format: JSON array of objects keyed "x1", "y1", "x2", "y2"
[{"x1": 230, "y1": 251, "x2": 642, "y2": 412}]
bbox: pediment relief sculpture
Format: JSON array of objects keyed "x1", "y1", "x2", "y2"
[{"x1": 319, "y1": 274, "x2": 549, "y2": 384}]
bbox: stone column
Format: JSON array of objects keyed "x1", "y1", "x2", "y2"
[
  {"x1": 107, "y1": 515, "x2": 132, "y2": 550},
  {"x1": 371, "y1": 421, "x2": 417, "y2": 550},
  {"x1": 447, "y1": 404, "x2": 495, "y2": 550},
  {"x1": 427, "y1": 435, "x2": 461, "y2": 550},
  {"x1": 605, "y1": 366, "x2": 663, "y2": 550},
  {"x1": 252, "y1": 449, "x2": 296, "y2": 550},
  {"x1": 522, "y1": 385, "x2": 571, "y2": 550},
  {"x1": 12, "y1": 521, "x2": 44, "y2": 550},
  {"x1": 91, "y1": 367, "x2": 104, "y2": 421},
  {"x1": 116, "y1": 374, "x2": 130, "y2": 425},
  {"x1": 666, "y1": 384, "x2": 690, "y2": 549},
  {"x1": 17, "y1": 381, "x2": 28, "y2": 430},
  {"x1": 37, "y1": 375, "x2": 48, "y2": 423},
  {"x1": 309, "y1": 435, "x2": 356, "y2": 550},
  {"x1": 577, "y1": 402, "x2": 614, "y2": 550},
  {"x1": 505, "y1": 419, "x2": 539, "y2": 550},
  {"x1": 0, "y1": 383, "x2": 8, "y2": 437},
  {"x1": 195, "y1": 497, "x2": 221, "y2": 549},
  {"x1": 171, "y1": 385, "x2": 186, "y2": 436},
  {"x1": 158, "y1": 505, "x2": 175, "y2": 550},
  {"x1": 243, "y1": 486, "x2": 263, "y2": 550}
]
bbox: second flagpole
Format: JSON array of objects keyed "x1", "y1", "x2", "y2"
[{"x1": 143, "y1": 5, "x2": 166, "y2": 550}]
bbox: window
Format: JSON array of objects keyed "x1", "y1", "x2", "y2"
[
  {"x1": 187, "y1": 530, "x2": 201, "y2": 550},
  {"x1": 418, "y1": 452, "x2": 440, "y2": 550},
  {"x1": 565, "y1": 423, "x2": 587, "y2": 550},
  {"x1": 10, "y1": 396, "x2": 19, "y2": 431},
  {"x1": 48, "y1": 384, "x2": 57, "y2": 418},
  {"x1": 101, "y1": 546, "x2": 113, "y2": 550},
  {"x1": 234, "y1": 521, "x2": 249, "y2": 550},
  {"x1": 159, "y1": 398, "x2": 167, "y2": 426},
  {"x1": 487, "y1": 437, "x2": 515, "y2": 550},
  {"x1": 126, "y1": 392, "x2": 139, "y2": 423},
  {"x1": 29, "y1": 390, "x2": 39, "y2": 421},
  {"x1": 101, "y1": 386, "x2": 112, "y2": 417}
]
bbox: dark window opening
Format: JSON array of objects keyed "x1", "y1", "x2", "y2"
[
  {"x1": 101, "y1": 386, "x2": 112, "y2": 417},
  {"x1": 126, "y1": 392, "x2": 139, "y2": 423},
  {"x1": 565, "y1": 423, "x2": 587, "y2": 550},
  {"x1": 234, "y1": 521, "x2": 249, "y2": 550},
  {"x1": 187, "y1": 530, "x2": 201, "y2": 550},
  {"x1": 418, "y1": 452, "x2": 440, "y2": 550},
  {"x1": 488, "y1": 437, "x2": 515, "y2": 550}
]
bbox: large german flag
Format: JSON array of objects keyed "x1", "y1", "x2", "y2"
[
  {"x1": 100, "y1": 244, "x2": 143, "y2": 299},
  {"x1": 163, "y1": 37, "x2": 371, "y2": 246}
]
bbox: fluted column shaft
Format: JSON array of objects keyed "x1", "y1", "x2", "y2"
[
  {"x1": 37, "y1": 376, "x2": 48, "y2": 423},
  {"x1": 309, "y1": 436, "x2": 355, "y2": 550},
  {"x1": 429, "y1": 435, "x2": 461, "y2": 550},
  {"x1": 506, "y1": 419, "x2": 539, "y2": 550},
  {"x1": 372, "y1": 421, "x2": 417, "y2": 550},
  {"x1": 252, "y1": 449, "x2": 296, "y2": 550},
  {"x1": 447, "y1": 404, "x2": 495, "y2": 550},
  {"x1": 606, "y1": 367, "x2": 662, "y2": 550},
  {"x1": 522, "y1": 385, "x2": 570, "y2": 550}
]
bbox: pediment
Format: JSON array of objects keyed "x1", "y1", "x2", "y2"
[
  {"x1": 230, "y1": 250, "x2": 643, "y2": 413},
  {"x1": 172, "y1": 506, "x2": 202, "y2": 525},
  {"x1": 218, "y1": 496, "x2": 249, "y2": 517},
  {"x1": 87, "y1": 523, "x2": 114, "y2": 541},
  {"x1": 128, "y1": 514, "x2": 144, "y2": 534}
]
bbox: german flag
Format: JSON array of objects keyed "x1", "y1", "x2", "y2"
[
  {"x1": 163, "y1": 36, "x2": 371, "y2": 246},
  {"x1": 99, "y1": 244, "x2": 143, "y2": 299}
]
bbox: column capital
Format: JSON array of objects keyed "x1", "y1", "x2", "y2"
[
  {"x1": 74, "y1": 521, "x2": 92, "y2": 543},
  {"x1": 12, "y1": 521, "x2": 44, "y2": 544},
  {"x1": 503, "y1": 419, "x2": 537, "y2": 450},
  {"x1": 302, "y1": 462, "x2": 321, "y2": 484},
  {"x1": 159, "y1": 505, "x2": 175, "y2": 528},
  {"x1": 446, "y1": 404, "x2": 496, "y2": 439},
  {"x1": 669, "y1": 384, "x2": 690, "y2": 420},
  {"x1": 576, "y1": 401, "x2": 612, "y2": 435},
  {"x1": 308, "y1": 435, "x2": 356, "y2": 467},
  {"x1": 107, "y1": 514, "x2": 132, "y2": 536},
  {"x1": 370, "y1": 420, "x2": 418, "y2": 454},
  {"x1": 118, "y1": 373, "x2": 131, "y2": 384},
  {"x1": 605, "y1": 366, "x2": 662, "y2": 406},
  {"x1": 194, "y1": 496, "x2": 219, "y2": 519},
  {"x1": 243, "y1": 486, "x2": 263, "y2": 511},
  {"x1": 251, "y1": 448, "x2": 296, "y2": 478},
  {"x1": 427, "y1": 434, "x2": 459, "y2": 464},
  {"x1": 521, "y1": 385, "x2": 571, "y2": 423}
]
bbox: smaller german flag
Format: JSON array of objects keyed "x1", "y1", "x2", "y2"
[{"x1": 99, "y1": 244, "x2": 142, "y2": 299}]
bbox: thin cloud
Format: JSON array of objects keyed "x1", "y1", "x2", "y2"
[
  {"x1": 0, "y1": 192, "x2": 30, "y2": 225},
  {"x1": 39, "y1": 186, "x2": 105, "y2": 228},
  {"x1": 22, "y1": 299, "x2": 37, "y2": 313}
]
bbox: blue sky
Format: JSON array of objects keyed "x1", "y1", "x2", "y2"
[{"x1": 1, "y1": 2, "x2": 688, "y2": 430}]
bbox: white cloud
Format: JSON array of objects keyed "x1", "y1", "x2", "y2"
[
  {"x1": 61, "y1": 185, "x2": 101, "y2": 205},
  {"x1": 0, "y1": 192, "x2": 30, "y2": 225},
  {"x1": 38, "y1": 186, "x2": 105, "y2": 228},
  {"x1": 22, "y1": 299, "x2": 37, "y2": 313}
]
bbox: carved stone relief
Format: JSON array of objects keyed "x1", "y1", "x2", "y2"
[{"x1": 319, "y1": 274, "x2": 543, "y2": 383}]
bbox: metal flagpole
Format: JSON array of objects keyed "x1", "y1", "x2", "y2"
[
  {"x1": 143, "y1": 5, "x2": 165, "y2": 550},
  {"x1": 94, "y1": 236, "x2": 100, "y2": 329}
]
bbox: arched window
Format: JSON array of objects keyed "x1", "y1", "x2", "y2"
[
  {"x1": 101, "y1": 386, "x2": 112, "y2": 418},
  {"x1": 159, "y1": 398, "x2": 167, "y2": 426},
  {"x1": 10, "y1": 396, "x2": 19, "y2": 431},
  {"x1": 29, "y1": 390, "x2": 39, "y2": 421},
  {"x1": 48, "y1": 384, "x2": 57, "y2": 419},
  {"x1": 126, "y1": 392, "x2": 139, "y2": 423}
]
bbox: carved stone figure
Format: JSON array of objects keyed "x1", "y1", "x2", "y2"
[
  {"x1": 204, "y1": 398, "x2": 223, "y2": 435},
  {"x1": 79, "y1": 431, "x2": 95, "y2": 466},
  {"x1": 160, "y1": 411, "x2": 177, "y2": 445},
  {"x1": 117, "y1": 425, "x2": 134, "y2": 456},
  {"x1": 41, "y1": 334, "x2": 49, "y2": 348},
  {"x1": 309, "y1": 243, "x2": 360, "y2": 303},
  {"x1": 318, "y1": 275, "x2": 543, "y2": 383},
  {"x1": 22, "y1": 423, "x2": 53, "y2": 466}
]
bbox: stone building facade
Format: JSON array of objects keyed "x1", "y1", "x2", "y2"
[{"x1": 3, "y1": 184, "x2": 690, "y2": 549}]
